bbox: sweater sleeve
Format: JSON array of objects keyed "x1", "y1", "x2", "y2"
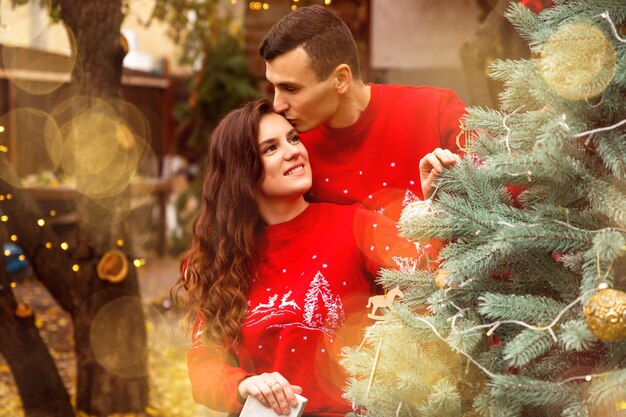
[
  {"x1": 187, "y1": 314, "x2": 254, "y2": 413},
  {"x1": 437, "y1": 89, "x2": 467, "y2": 153},
  {"x1": 353, "y1": 205, "x2": 439, "y2": 277}
]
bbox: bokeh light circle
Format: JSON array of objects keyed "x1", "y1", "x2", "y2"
[
  {"x1": 1, "y1": 18, "x2": 76, "y2": 96},
  {"x1": 540, "y1": 22, "x2": 616, "y2": 100},
  {"x1": 0, "y1": 108, "x2": 62, "y2": 187},
  {"x1": 90, "y1": 295, "x2": 148, "y2": 378}
]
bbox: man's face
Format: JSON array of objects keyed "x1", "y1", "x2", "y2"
[{"x1": 265, "y1": 47, "x2": 339, "y2": 133}]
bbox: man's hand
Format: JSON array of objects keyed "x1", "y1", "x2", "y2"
[
  {"x1": 238, "y1": 372, "x2": 303, "y2": 415},
  {"x1": 419, "y1": 148, "x2": 461, "y2": 200}
]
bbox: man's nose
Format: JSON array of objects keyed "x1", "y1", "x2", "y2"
[{"x1": 273, "y1": 91, "x2": 288, "y2": 114}]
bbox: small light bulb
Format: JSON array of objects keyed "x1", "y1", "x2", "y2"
[
  {"x1": 0, "y1": 126, "x2": 5, "y2": 132},
  {"x1": 4, "y1": 249, "x2": 10, "y2": 256},
  {"x1": 1, "y1": 215, "x2": 8, "y2": 222},
  {"x1": 133, "y1": 259, "x2": 142, "y2": 267},
  {"x1": 10, "y1": 282, "x2": 16, "y2": 288},
  {"x1": 262, "y1": 2, "x2": 269, "y2": 9},
  {"x1": 18, "y1": 255, "x2": 25, "y2": 261},
  {"x1": 45, "y1": 242, "x2": 52, "y2": 249},
  {"x1": 50, "y1": 210, "x2": 57, "y2": 216},
  {"x1": 10, "y1": 234, "x2": 17, "y2": 241},
  {"x1": 598, "y1": 283, "x2": 609, "y2": 290},
  {"x1": 0, "y1": 145, "x2": 8, "y2": 153},
  {"x1": 72, "y1": 264, "x2": 80, "y2": 272},
  {"x1": 6, "y1": 194, "x2": 11, "y2": 200},
  {"x1": 325, "y1": 0, "x2": 331, "y2": 4},
  {"x1": 291, "y1": 4, "x2": 297, "y2": 9},
  {"x1": 60, "y1": 242, "x2": 69, "y2": 250},
  {"x1": 37, "y1": 219, "x2": 45, "y2": 227},
  {"x1": 116, "y1": 239, "x2": 124, "y2": 247},
  {"x1": 585, "y1": 375, "x2": 592, "y2": 381},
  {"x1": 0, "y1": 195, "x2": 4, "y2": 201}
]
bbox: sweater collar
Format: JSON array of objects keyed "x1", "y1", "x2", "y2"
[
  {"x1": 258, "y1": 203, "x2": 316, "y2": 241},
  {"x1": 318, "y1": 83, "x2": 378, "y2": 141}
]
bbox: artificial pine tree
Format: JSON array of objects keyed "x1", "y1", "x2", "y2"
[{"x1": 342, "y1": 1, "x2": 626, "y2": 416}]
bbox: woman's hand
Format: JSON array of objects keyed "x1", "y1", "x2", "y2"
[{"x1": 237, "y1": 372, "x2": 303, "y2": 415}]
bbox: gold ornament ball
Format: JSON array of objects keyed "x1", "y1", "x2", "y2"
[
  {"x1": 540, "y1": 22, "x2": 616, "y2": 100},
  {"x1": 434, "y1": 270, "x2": 449, "y2": 289},
  {"x1": 583, "y1": 288, "x2": 626, "y2": 341}
]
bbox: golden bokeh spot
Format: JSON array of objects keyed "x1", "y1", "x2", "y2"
[
  {"x1": 10, "y1": 282, "x2": 17, "y2": 289},
  {"x1": 0, "y1": 109, "x2": 63, "y2": 187},
  {"x1": 72, "y1": 264, "x2": 80, "y2": 272},
  {"x1": 50, "y1": 210, "x2": 57, "y2": 216},
  {"x1": 1, "y1": 215, "x2": 8, "y2": 222},
  {"x1": 133, "y1": 259, "x2": 142, "y2": 268},
  {"x1": 0, "y1": 195, "x2": 4, "y2": 201},
  {"x1": 6, "y1": 194, "x2": 11, "y2": 199},
  {"x1": 1, "y1": 20, "x2": 76, "y2": 95},
  {"x1": 45, "y1": 242, "x2": 52, "y2": 249},
  {"x1": 37, "y1": 218, "x2": 46, "y2": 227},
  {"x1": 0, "y1": 126, "x2": 4, "y2": 132},
  {"x1": 10, "y1": 235, "x2": 17, "y2": 242},
  {"x1": 90, "y1": 296, "x2": 149, "y2": 378},
  {"x1": 4, "y1": 249, "x2": 11, "y2": 256},
  {"x1": 540, "y1": 22, "x2": 616, "y2": 100},
  {"x1": 116, "y1": 239, "x2": 125, "y2": 247},
  {"x1": 0, "y1": 146, "x2": 8, "y2": 153},
  {"x1": 60, "y1": 242, "x2": 69, "y2": 250},
  {"x1": 18, "y1": 255, "x2": 25, "y2": 261}
]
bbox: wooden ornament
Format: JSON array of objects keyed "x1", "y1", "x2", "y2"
[
  {"x1": 15, "y1": 302, "x2": 33, "y2": 318},
  {"x1": 97, "y1": 249, "x2": 129, "y2": 283},
  {"x1": 366, "y1": 286, "x2": 404, "y2": 321},
  {"x1": 583, "y1": 288, "x2": 626, "y2": 341},
  {"x1": 434, "y1": 269, "x2": 449, "y2": 288}
]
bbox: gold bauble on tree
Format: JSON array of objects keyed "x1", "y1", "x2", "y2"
[
  {"x1": 540, "y1": 22, "x2": 616, "y2": 100},
  {"x1": 583, "y1": 288, "x2": 626, "y2": 341},
  {"x1": 434, "y1": 270, "x2": 449, "y2": 289}
]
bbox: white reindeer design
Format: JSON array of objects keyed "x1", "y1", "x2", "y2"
[
  {"x1": 250, "y1": 294, "x2": 278, "y2": 315},
  {"x1": 279, "y1": 291, "x2": 300, "y2": 310}
]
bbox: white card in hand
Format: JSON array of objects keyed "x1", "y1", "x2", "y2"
[{"x1": 240, "y1": 393, "x2": 308, "y2": 417}]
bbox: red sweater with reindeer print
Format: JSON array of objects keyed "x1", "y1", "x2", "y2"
[{"x1": 187, "y1": 203, "x2": 436, "y2": 416}]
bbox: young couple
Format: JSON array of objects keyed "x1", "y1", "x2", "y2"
[{"x1": 181, "y1": 5, "x2": 465, "y2": 417}]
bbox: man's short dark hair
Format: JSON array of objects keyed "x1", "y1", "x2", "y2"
[{"x1": 259, "y1": 5, "x2": 361, "y2": 81}]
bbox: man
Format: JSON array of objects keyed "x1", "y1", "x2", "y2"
[{"x1": 259, "y1": 5, "x2": 463, "y2": 217}]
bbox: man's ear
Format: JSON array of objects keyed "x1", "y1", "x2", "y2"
[{"x1": 333, "y1": 64, "x2": 352, "y2": 94}]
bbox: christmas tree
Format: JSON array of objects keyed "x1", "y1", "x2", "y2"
[{"x1": 342, "y1": 1, "x2": 626, "y2": 416}]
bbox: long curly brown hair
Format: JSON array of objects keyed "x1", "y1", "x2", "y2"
[{"x1": 182, "y1": 99, "x2": 273, "y2": 345}]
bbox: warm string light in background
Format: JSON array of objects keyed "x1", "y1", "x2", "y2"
[
  {"x1": 0, "y1": 125, "x2": 5, "y2": 153},
  {"x1": 248, "y1": 1, "x2": 333, "y2": 12}
]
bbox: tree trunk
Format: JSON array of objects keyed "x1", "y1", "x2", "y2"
[
  {"x1": 459, "y1": 0, "x2": 509, "y2": 107},
  {"x1": 0, "y1": 0, "x2": 149, "y2": 414},
  {"x1": 0, "y1": 237, "x2": 74, "y2": 417}
]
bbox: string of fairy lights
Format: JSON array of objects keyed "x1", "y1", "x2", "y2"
[{"x1": 246, "y1": 0, "x2": 333, "y2": 12}]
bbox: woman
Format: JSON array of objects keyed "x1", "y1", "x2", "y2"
[{"x1": 181, "y1": 100, "x2": 434, "y2": 416}]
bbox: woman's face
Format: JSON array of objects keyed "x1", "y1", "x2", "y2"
[{"x1": 255, "y1": 112, "x2": 312, "y2": 205}]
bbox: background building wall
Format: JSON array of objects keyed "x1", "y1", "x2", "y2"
[{"x1": 371, "y1": 0, "x2": 482, "y2": 102}]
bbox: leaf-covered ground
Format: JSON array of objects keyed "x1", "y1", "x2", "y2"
[{"x1": 0, "y1": 257, "x2": 226, "y2": 417}]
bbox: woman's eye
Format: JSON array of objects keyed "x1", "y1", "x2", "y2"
[
  {"x1": 289, "y1": 135, "x2": 300, "y2": 143},
  {"x1": 263, "y1": 145, "x2": 276, "y2": 154}
]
